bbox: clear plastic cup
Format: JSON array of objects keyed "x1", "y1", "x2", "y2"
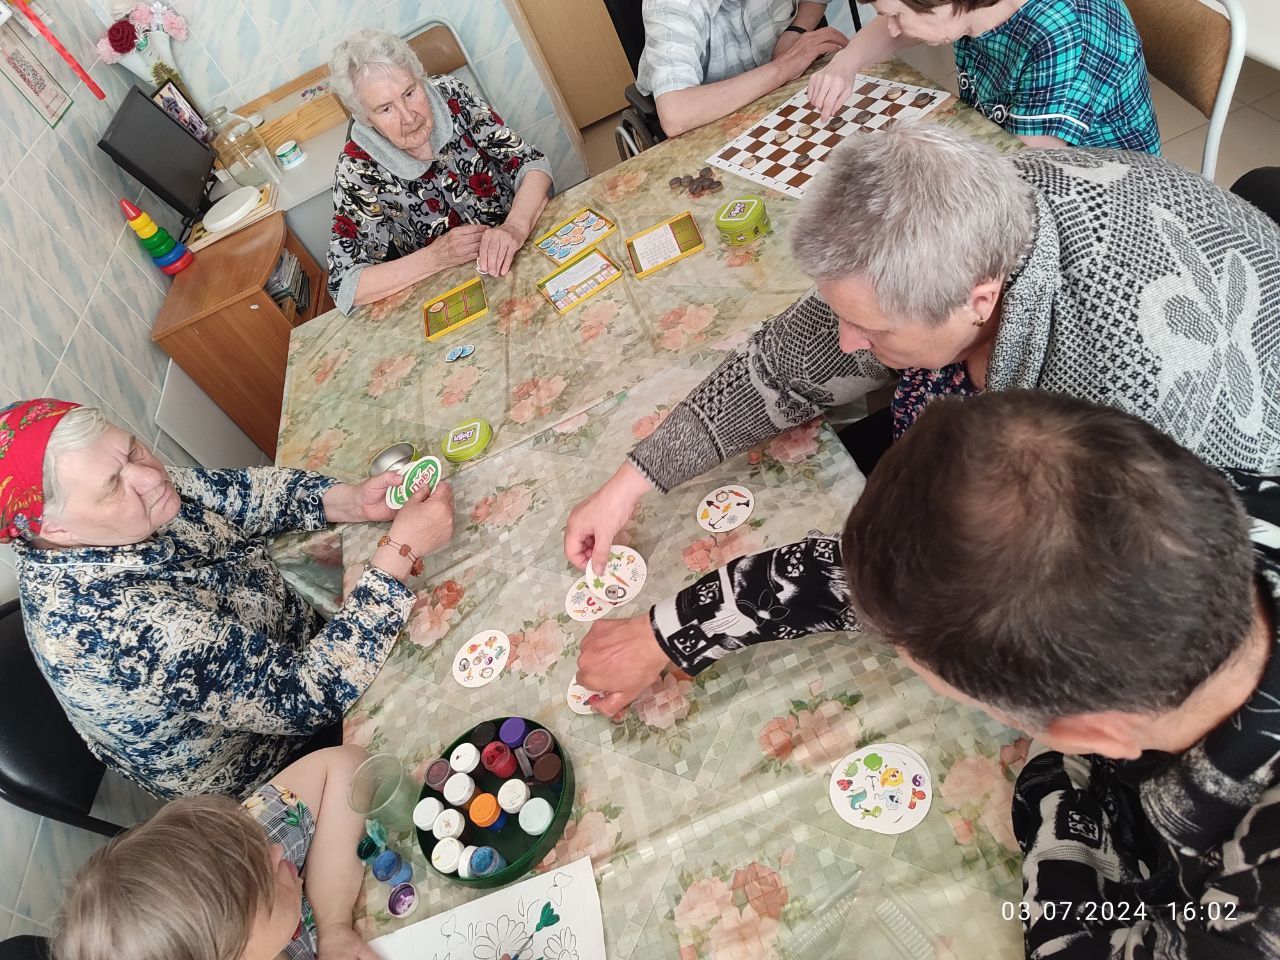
[{"x1": 347, "y1": 754, "x2": 417, "y2": 833}]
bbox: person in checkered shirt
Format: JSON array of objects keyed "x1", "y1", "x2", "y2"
[{"x1": 809, "y1": 0, "x2": 1160, "y2": 152}]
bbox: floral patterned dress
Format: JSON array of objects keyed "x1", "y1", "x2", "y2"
[{"x1": 327, "y1": 74, "x2": 553, "y2": 314}]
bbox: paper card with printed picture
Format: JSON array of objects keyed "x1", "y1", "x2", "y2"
[{"x1": 829, "y1": 743, "x2": 932, "y2": 835}]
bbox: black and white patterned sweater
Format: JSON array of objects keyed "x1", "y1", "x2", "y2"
[
  {"x1": 629, "y1": 149, "x2": 1280, "y2": 494},
  {"x1": 653, "y1": 473, "x2": 1280, "y2": 958}
]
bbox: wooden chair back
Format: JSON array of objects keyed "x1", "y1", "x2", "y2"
[
  {"x1": 1124, "y1": 0, "x2": 1232, "y2": 117},
  {"x1": 406, "y1": 23, "x2": 468, "y2": 76}
]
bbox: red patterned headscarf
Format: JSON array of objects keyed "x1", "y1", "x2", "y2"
[{"x1": 0, "y1": 398, "x2": 80, "y2": 543}]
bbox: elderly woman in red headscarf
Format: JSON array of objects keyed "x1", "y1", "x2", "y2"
[{"x1": 1, "y1": 398, "x2": 454, "y2": 799}]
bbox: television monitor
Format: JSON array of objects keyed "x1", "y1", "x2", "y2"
[{"x1": 97, "y1": 87, "x2": 215, "y2": 222}]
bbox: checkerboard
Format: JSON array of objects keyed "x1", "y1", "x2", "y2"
[{"x1": 707, "y1": 75, "x2": 951, "y2": 199}]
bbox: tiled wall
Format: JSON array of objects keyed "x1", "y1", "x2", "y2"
[
  {"x1": 0, "y1": 0, "x2": 199, "y2": 607},
  {"x1": 0, "y1": 0, "x2": 588, "y2": 934},
  {"x1": 97, "y1": 0, "x2": 590, "y2": 191}
]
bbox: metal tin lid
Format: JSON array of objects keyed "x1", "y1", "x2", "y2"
[
  {"x1": 443, "y1": 418, "x2": 493, "y2": 462},
  {"x1": 715, "y1": 195, "x2": 767, "y2": 230}
]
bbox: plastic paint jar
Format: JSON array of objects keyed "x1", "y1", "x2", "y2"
[
  {"x1": 456, "y1": 844, "x2": 479, "y2": 879},
  {"x1": 424, "y1": 758, "x2": 452, "y2": 793},
  {"x1": 413, "y1": 797, "x2": 444, "y2": 831},
  {"x1": 522, "y1": 728, "x2": 555, "y2": 759},
  {"x1": 533, "y1": 753, "x2": 563, "y2": 787},
  {"x1": 499, "y1": 717, "x2": 529, "y2": 749},
  {"x1": 482, "y1": 741, "x2": 517, "y2": 778},
  {"x1": 518, "y1": 797, "x2": 554, "y2": 836},
  {"x1": 371, "y1": 849, "x2": 401, "y2": 882},
  {"x1": 468, "y1": 846, "x2": 508, "y2": 877},
  {"x1": 468, "y1": 720, "x2": 497, "y2": 749},
  {"x1": 431, "y1": 808, "x2": 466, "y2": 841},
  {"x1": 443, "y1": 772, "x2": 476, "y2": 807},
  {"x1": 468, "y1": 793, "x2": 508, "y2": 831},
  {"x1": 431, "y1": 837, "x2": 462, "y2": 874},
  {"x1": 450, "y1": 743, "x2": 481, "y2": 774},
  {"x1": 498, "y1": 778, "x2": 530, "y2": 814}
]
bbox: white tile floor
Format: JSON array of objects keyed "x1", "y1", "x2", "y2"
[{"x1": 581, "y1": 47, "x2": 1280, "y2": 188}]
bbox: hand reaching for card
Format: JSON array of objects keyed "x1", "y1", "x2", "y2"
[
  {"x1": 576, "y1": 615, "x2": 674, "y2": 721},
  {"x1": 564, "y1": 462, "x2": 653, "y2": 573},
  {"x1": 476, "y1": 223, "x2": 526, "y2": 277}
]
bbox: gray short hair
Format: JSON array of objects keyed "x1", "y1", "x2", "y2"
[
  {"x1": 43, "y1": 406, "x2": 108, "y2": 521},
  {"x1": 791, "y1": 123, "x2": 1035, "y2": 325},
  {"x1": 328, "y1": 28, "x2": 426, "y2": 122}
]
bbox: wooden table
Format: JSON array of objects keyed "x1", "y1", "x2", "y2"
[
  {"x1": 152, "y1": 212, "x2": 334, "y2": 457},
  {"x1": 273, "y1": 61, "x2": 1029, "y2": 960}
]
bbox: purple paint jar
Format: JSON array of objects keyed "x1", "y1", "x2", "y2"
[
  {"x1": 499, "y1": 717, "x2": 529, "y2": 749},
  {"x1": 424, "y1": 758, "x2": 451, "y2": 793},
  {"x1": 522, "y1": 728, "x2": 555, "y2": 759},
  {"x1": 388, "y1": 882, "x2": 418, "y2": 917}
]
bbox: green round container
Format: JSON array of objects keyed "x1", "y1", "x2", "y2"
[
  {"x1": 416, "y1": 716, "x2": 574, "y2": 888},
  {"x1": 714, "y1": 194, "x2": 771, "y2": 246},
  {"x1": 443, "y1": 418, "x2": 493, "y2": 463}
]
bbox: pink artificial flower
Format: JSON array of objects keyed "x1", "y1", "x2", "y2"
[
  {"x1": 162, "y1": 10, "x2": 188, "y2": 40},
  {"x1": 130, "y1": 4, "x2": 154, "y2": 28}
]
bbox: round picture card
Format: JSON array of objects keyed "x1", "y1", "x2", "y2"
[
  {"x1": 829, "y1": 742, "x2": 932, "y2": 835},
  {"x1": 696, "y1": 484, "x2": 755, "y2": 533},
  {"x1": 452, "y1": 630, "x2": 510, "y2": 688},
  {"x1": 585, "y1": 545, "x2": 648, "y2": 607}
]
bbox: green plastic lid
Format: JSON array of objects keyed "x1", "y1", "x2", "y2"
[{"x1": 443, "y1": 418, "x2": 493, "y2": 462}]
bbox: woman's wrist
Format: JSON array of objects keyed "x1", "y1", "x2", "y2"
[{"x1": 370, "y1": 543, "x2": 414, "y2": 581}]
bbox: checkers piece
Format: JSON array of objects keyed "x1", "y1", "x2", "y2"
[
  {"x1": 793, "y1": 154, "x2": 812, "y2": 169},
  {"x1": 741, "y1": 155, "x2": 759, "y2": 169},
  {"x1": 668, "y1": 176, "x2": 683, "y2": 190},
  {"x1": 853, "y1": 109, "x2": 873, "y2": 125},
  {"x1": 699, "y1": 166, "x2": 712, "y2": 178},
  {"x1": 884, "y1": 86, "x2": 906, "y2": 101},
  {"x1": 911, "y1": 92, "x2": 933, "y2": 108},
  {"x1": 709, "y1": 180, "x2": 724, "y2": 192},
  {"x1": 771, "y1": 130, "x2": 789, "y2": 144},
  {"x1": 795, "y1": 123, "x2": 814, "y2": 138},
  {"x1": 826, "y1": 116, "x2": 843, "y2": 130},
  {"x1": 681, "y1": 174, "x2": 694, "y2": 186}
]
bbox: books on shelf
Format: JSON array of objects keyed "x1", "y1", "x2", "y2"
[{"x1": 266, "y1": 248, "x2": 310, "y2": 314}]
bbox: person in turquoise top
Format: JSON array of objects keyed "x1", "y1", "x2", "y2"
[{"x1": 808, "y1": 0, "x2": 1160, "y2": 152}]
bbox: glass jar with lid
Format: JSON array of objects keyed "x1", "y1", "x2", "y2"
[{"x1": 204, "y1": 107, "x2": 279, "y2": 188}]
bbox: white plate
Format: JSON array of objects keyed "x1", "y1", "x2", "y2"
[{"x1": 202, "y1": 185, "x2": 260, "y2": 232}]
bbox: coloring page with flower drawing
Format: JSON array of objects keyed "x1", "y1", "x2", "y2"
[{"x1": 370, "y1": 855, "x2": 603, "y2": 960}]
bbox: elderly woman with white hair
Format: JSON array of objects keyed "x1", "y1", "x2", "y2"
[
  {"x1": 326, "y1": 28, "x2": 553, "y2": 314},
  {"x1": 561, "y1": 125, "x2": 1280, "y2": 715},
  {"x1": 1, "y1": 398, "x2": 454, "y2": 798}
]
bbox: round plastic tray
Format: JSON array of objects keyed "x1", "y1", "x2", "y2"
[{"x1": 416, "y1": 716, "x2": 574, "y2": 888}]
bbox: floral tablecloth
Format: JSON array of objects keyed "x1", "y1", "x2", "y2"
[{"x1": 275, "y1": 61, "x2": 1029, "y2": 960}]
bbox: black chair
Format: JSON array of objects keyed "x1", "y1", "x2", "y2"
[
  {"x1": 1231, "y1": 167, "x2": 1280, "y2": 227},
  {"x1": 0, "y1": 936, "x2": 51, "y2": 960},
  {"x1": 0, "y1": 599, "x2": 123, "y2": 837},
  {"x1": 604, "y1": 0, "x2": 863, "y2": 159}
]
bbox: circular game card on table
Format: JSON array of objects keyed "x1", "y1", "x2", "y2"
[
  {"x1": 829, "y1": 743, "x2": 932, "y2": 835},
  {"x1": 696, "y1": 484, "x2": 755, "y2": 533},
  {"x1": 585, "y1": 545, "x2": 647, "y2": 606},
  {"x1": 451, "y1": 630, "x2": 510, "y2": 688}
]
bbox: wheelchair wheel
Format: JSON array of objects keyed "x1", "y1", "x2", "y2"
[{"x1": 615, "y1": 108, "x2": 660, "y2": 160}]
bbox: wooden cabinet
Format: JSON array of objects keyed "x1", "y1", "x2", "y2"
[{"x1": 151, "y1": 213, "x2": 333, "y2": 457}]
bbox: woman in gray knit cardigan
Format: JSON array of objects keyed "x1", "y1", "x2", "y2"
[{"x1": 565, "y1": 124, "x2": 1280, "y2": 575}]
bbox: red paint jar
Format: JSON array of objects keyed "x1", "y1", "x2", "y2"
[{"x1": 481, "y1": 740, "x2": 517, "y2": 778}]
